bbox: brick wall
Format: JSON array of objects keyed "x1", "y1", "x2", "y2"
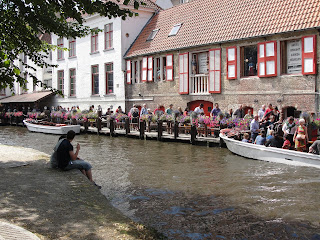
[{"x1": 126, "y1": 29, "x2": 319, "y2": 115}]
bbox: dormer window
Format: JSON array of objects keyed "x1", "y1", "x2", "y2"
[
  {"x1": 147, "y1": 29, "x2": 159, "y2": 41},
  {"x1": 169, "y1": 23, "x2": 182, "y2": 36}
]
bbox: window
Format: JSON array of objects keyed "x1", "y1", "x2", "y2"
[
  {"x1": 147, "y1": 56, "x2": 153, "y2": 82},
  {"x1": 58, "y1": 70, "x2": 64, "y2": 94},
  {"x1": 69, "y1": 69, "x2": 76, "y2": 96},
  {"x1": 147, "y1": 29, "x2": 159, "y2": 41},
  {"x1": 133, "y1": 61, "x2": 138, "y2": 83},
  {"x1": 105, "y1": 63, "x2": 113, "y2": 94},
  {"x1": 208, "y1": 49, "x2": 221, "y2": 93},
  {"x1": 227, "y1": 47, "x2": 237, "y2": 79},
  {"x1": 258, "y1": 41, "x2": 277, "y2": 77},
  {"x1": 169, "y1": 24, "x2": 182, "y2": 36},
  {"x1": 163, "y1": 56, "x2": 168, "y2": 80},
  {"x1": 281, "y1": 35, "x2": 316, "y2": 75},
  {"x1": 43, "y1": 79, "x2": 52, "y2": 88},
  {"x1": 0, "y1": 88, "x2": 5, "y2": 96},
  {"x1": 141, "y1": 57, "x2": 148, "y2": 82},
  {"x1": 155, "y1": 57, "x2": 161, "y2": 81},
  {"x1": 179, "y1": 52, "x2": 189, "y2": 94},
  {"x1": 104, "y1": 23, "x2": 113, "y2": 49},
  {"x1": 191, "y1": 52, "x2": 208, "y2": 75},
  {"x1": 57, "y1": 38, "x2": 64, "y2": 60},
  {"x1": 69, "y1": 38, "x2": 76, "y2": 57},
  {"x1": 240, "y1": 45, "x2": 257, "y2": 77},
  {"x1": 92, "y1": 65, "x2": 99, "y2": 95},
  {"x1": 91, "y1": 30, "x2": 99, "y2": 53},
  {"x1": 281, "y1": 39, "x2": 302, "y2": 74},
  {"x1": 126, "y1": 60, "x2": 131, "y2": 84}
]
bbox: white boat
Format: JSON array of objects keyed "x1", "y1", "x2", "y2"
[
  {"x1": 219, "y1": 133, "x2": 320, "y2": 169},
  {"x1": 23, "y1": 120, "x2": 80, "y2": 135}
]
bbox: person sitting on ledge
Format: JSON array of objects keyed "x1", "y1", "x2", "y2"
[{"x1": 57, "y1": 130, "x2": 101, "y2": 189}]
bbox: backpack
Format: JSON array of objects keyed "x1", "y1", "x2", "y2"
[
  {"x1": 132, "y1": 110, "x2": 139, "y2": 118},
  {"x1": 50, "y1": 139, "x2": 64, "y2": 168}
]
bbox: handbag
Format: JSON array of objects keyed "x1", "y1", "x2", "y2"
[{"x1": 296, "y1": 134, "x2": 305, "y2": 141}]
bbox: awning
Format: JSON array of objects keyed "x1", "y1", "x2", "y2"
[{"x1": 0, "y1": 91, "x2": 55, "y2": 104}]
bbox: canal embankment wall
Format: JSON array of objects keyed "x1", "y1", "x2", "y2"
[{"x1": 0, "y1": 144, "x2": 164, "y2": 239}]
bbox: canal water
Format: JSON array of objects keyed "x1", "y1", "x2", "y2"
[{"x1": 1, "y1": 126, "x2": 320, "y2": 239}]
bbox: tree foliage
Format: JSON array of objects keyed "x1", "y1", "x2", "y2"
[{"x1": 0, "y1": 0, "x2": 140, "y2": 93}]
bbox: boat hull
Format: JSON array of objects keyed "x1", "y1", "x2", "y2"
[
  {"x1": 220, "y1": 133, "x2": 320, "y2": 168},
  {"x1": 23, "y1": 120, "x2": 80, "y2": 135}
]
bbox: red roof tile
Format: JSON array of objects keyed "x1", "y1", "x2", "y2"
[{"x1": 125, "y1": 0, "x2": 320, "y2": 58}]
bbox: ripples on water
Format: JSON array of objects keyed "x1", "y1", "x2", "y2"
[{"x1": 1, "y1": 126, "x2": 320, "y2": 239}]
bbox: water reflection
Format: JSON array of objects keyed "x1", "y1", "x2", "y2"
[{"x1": 1, "y1": 126, "x2": 319, "y2": 238}]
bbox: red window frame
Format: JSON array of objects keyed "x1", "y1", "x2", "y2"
[
  {"x1": 166, "y1": 54, "x2": 174, "y2": 81},
  {"x1": 104, "y1": 23, "x2": 113, "y2": 50},
  {"x1": 57, "y1": 70, "x2": 64, "y2": 94},
  {"x1": 302, "y1": 35, "x2": 316, "y2": 75},
  {"x1": 69, "y1": 68, "x2": 76, "y2": 96},
  {"x1": 91, "y1": 65, "x2": 99, "y2": 95},
  {"x1": 57, "y1": 38, "x2": 64, "y2": 60},
  {"x1": 105, "y1": 63, "x2": 113, "y2": 94},
  {"x1": 91, "y1": 32, "x2": 98, "y2": 53},
  {"x1": 226, "y1": 46, "x2": 237, "y2": 79},
  {"x1": 258, "y1": 41, "x2": 277, "y2": 77},
  {"x1": 179, "y1": 52, "x2": 189, "y2": 94},
  {"x1": 69, "y1": 38, "x2": 76, "y2": 57}
]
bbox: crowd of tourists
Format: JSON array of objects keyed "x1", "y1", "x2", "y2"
[{"x1": 237, "y1": 103, "x2": 320, "y2": 155}]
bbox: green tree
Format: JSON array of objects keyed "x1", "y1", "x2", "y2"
[{"x1": 0, "y1": 0, "x2": 140, "y2": 93}]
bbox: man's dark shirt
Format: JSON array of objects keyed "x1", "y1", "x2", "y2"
[
  {"x1": 265, "y1": 137, "x2": 283, "y2": 148},
  {"x1": 57, "y1": 139, "x2": 73, "y2": 169}
]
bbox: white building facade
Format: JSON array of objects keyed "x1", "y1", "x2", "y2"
[{"x1": 51, "y1": 3, "x2": 159, "y2": 112}]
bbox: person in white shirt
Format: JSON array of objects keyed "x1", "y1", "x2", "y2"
[
  {"x1": 194, "y1": 103, "x2": 204, "y2": 115},
  {"x1": 258, "y1": 105, "x2": 266, "y2": 121},
  {"x1": 250, "y1": 114, "x2": 260, "y2": 142},
  {"x1": 282, "y1": 116, "x2": 296, "y2": 146}
]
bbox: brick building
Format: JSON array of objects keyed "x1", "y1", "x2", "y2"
[{"x1": 124, "y1": 0, "x2": 320, "y2": 117}]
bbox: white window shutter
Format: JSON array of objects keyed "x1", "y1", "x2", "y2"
[
  {"x1": 227, "y1": 47, "x2": 237, "y2": 79},
  {"x1": 166, "y1": 54, "x2": 173, "y2": 81},
  {"x1": 147, "y1": 56, "x2": 153, "y2": 81},
  {"x1": 302, "y1": 35, "x2": 316, "y2": 75},
  {"x1": 142, "y1": 57, "x2": 148, "y2": 82},
  {"x1": 209, "y1": 49, "x2": 221, "y2": 93},
  {"x1": 126, "y1": 60, "x2": 131, "y2": 84},
  {"x1": 179, "y1": 53, "x2": 189, "y2": 94}
]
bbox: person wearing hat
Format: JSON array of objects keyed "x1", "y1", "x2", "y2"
[{"x1": 282, "y1": 116, "x2": 296, "y2": 147}]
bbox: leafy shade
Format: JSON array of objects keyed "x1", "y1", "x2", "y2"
[{"x1": 0, "y1": 0, "x2": 140, "y2": 94}]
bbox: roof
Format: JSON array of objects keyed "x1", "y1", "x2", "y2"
[
  {"x1": 0, "y1": 91, "x2": 55, "y2": 104},
  {"x1": 125, "y1": 0, "x2": 320, "y2": 58}
]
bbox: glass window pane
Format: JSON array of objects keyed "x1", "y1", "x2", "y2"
[
  {"x1": 304, "y1": 37, "x2": 313, "y2": 53},
  {"x1": 266, "y1": 60, "x2": 275, "y2": 75},
  {"x1": 228, "y1": 48, "x2": 235, "y2": 61},
  {"x1": 259, "y1": 44, "x2": 264, "y2": 58},
  {"x1": 304, "y1": 58, "x2": 313, "y2": 73},
  {"x1": 228, "y1": 65, "x2": 235, "y2": 78},
  {"x1": 266, "y1": 42, "x2": 275, "y2": 57}
]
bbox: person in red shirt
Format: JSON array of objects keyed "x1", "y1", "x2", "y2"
[{"x1": 263, "y1": 103, "x2": 274, "y2": 120}]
